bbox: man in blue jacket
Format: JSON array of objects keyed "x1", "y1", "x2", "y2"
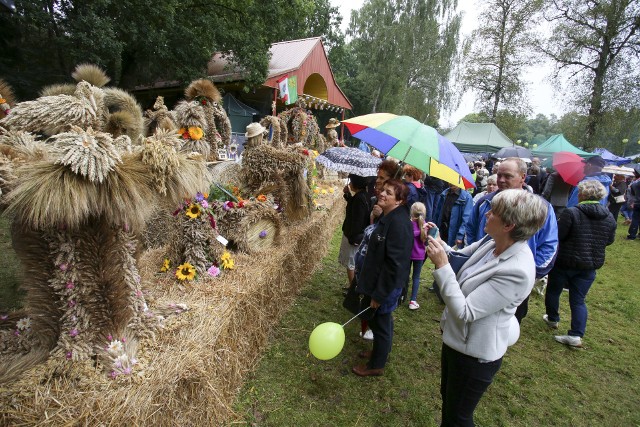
[
  {"x1": 466, "y1": 157, "x2": 558, "y2": 323},
  {"x1": 433, "y1": 183, "x2": 474, "y2": 248},
  {"x1": 567, "y1": 155, "x2": 611, "y2": 207}
]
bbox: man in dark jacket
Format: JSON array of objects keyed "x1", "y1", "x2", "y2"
[
  {"x1": 339, "y1": 174, "x2": 371, "y2": 286},
  {"x1": 543, "y1": 180, "x2": 617, "y2": 347},
  {"x1": 626, "y1": 170, "x2": 640, "y2": 240}
]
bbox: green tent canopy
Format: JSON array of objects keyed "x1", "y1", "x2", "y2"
[
  {"x1": 222, "y1": 93, "x2": 259, "y2": 133},
  {"x1": 531, "y1": 134, "x2": 596, "y2": 159},
  {"x1": 444, "y1": 122, "x2": 513, "y2": 153}
]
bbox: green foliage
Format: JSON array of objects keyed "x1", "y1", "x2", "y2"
[
  {"x1": 464, "y1": 0, "x2": 543, "y2": 120},
  {"x1": 541, "y1": 0, "x2": 640, "y2": 149},
  {"x1": 235, "y1": 222, "x2": 640, "y2": 426},
  {"x1": 339, "y1": 0, "x2": 461, "y2": 125},
  {"x1": 0, "y1": 0, "x2": 343, "y2": 99}
]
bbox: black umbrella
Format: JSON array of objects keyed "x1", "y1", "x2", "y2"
[
  {"x1": 1, "y1": 0, "x2": 16, "y2": 12},
  {"x1": 494, "y1": 146, "x2": 532, "y2": 159},
  {"x1": 315, "y1": 147, "x2": 381, "y2": 177}
]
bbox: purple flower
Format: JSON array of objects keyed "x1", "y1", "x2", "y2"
[
  {"x1": 66, "y1": 351, "x2": 73, "y2": 360},
  {"x1": 110, "y1": 371, "x2": 118, "y2": 379},
  {"x1": 259, "y1": 230, "x2": 267, "y2": 238},
  {"x1": 207, "y1": 265, "x2": 221, "y2": 277},
  {"x1": 59, "y1": 263, "x2": 69, "y2": 271},
  {"x1": 68, "y1": 300, "x2": 76, "y2": 308},
  {"x1": 14, "y1": 329, "x2": 19, "y2": 336},
  {"x1": 195, "y1": 192, "x2": 205, "y2": 202},
  {"x1": 0, "y1": 315, "x2": 8, "y2": 320},
  {"x1": 123, "y1": 367, "x2": 132, "y2": 375},
  {"x1": 69, "y1": 329, "x2": 79, "y2": 337}
]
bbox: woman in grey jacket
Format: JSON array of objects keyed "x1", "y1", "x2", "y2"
[{"x1": 426, "y1": 189, "x2": 548, "y2": 427}]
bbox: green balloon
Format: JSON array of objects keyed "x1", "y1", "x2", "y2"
[{"x1": 309, "y1": 322, "x2": 345, "y2": 360}]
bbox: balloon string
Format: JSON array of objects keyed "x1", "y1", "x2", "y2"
[{"x1": 342, "y1": 307, "x2": 371, "y2": 328}]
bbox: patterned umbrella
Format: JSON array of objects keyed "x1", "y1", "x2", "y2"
[
  {"x1": 342, "y1": 113, "x2": 475, "y2": 189},
  {"x1": 315, "y1": 147, "x2": 381, "y2": 177}
]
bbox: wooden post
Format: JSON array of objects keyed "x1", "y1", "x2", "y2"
[
  {"x1": 272, "y1": 88, "x2": 277, "y2": 116},
  {"x1": 341, "y1": 108, "x2": 345, "y2": 141}
]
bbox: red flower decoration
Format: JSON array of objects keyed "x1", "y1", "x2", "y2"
[
  {"x1": 182, "y1": 132, "x2": 190, "y2": 140},
  {"x1": 238, "y1": 201, "x2": 245, "y2": 208},
  {"x1": 208, "y1": 212, "x2": 217, "y2": 229},
  {"x1": 303, "y1": 149, "x2": 309, "y2": 156},
  {"x1": 228, "y1": 201, "x2": 235, "y2": 208}
]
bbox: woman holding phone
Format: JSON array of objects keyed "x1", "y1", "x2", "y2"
[{"x1": 425, "y1": 189, "x2": 547, "y2": 426}]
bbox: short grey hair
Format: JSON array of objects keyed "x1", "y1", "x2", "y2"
[
  {"x1": 490, "y1": 189, "x2": 548, "y2": 241},
  {"x1": 504, "y1": 157, "x2": 528, "y2": 175},
  {"x1": 578, "y1": 179, "x2": 606, "y2": 202},
  {"x1": 487, "y1": 174, "x2": 497, "y2": 185}
]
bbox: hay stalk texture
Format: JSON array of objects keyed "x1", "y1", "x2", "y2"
[{"x1": 0, "y1": 195, "x2": 344, "y2": 426}]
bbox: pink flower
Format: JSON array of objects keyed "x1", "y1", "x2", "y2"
[
  {"x1": 200, "y1": 200, "x2": 209, "y2": 209},
  {"x1": 68, "y1": 300, "x2": 76, "y2": 307},
  {"x1": 69, "y1": 329, "x2": 79, "y2": 337},
  {"x1": 207, "y1": 265, "x2": 221, "y2": 277},
  {"x1": 136, "y1": 290, "x2": 143, "y2": 297},
  {"x1": 66, "y1": 351, "x2": 73, "y2": 360},
  {"x1": 59, "y1": 263, "x2": 68, "y2": 271},
  {"x1": 123, "y1": 367, "x2": 132, "y2": 375},
  {"x1": 0, "y1": 315, "x2": 8, "y2": 320},
  {"x1": 107, "y1": 334, "x2": 113, "y2": 341},
  {"x1": 66, "y1": 281, "x2": 74, "y2": 289},
  {"x1": 14, "y1": 329, "x2": 19, "y2": 336},
  {"x1": 110, "y1": 371, "x2": 118, "y2": 379}
]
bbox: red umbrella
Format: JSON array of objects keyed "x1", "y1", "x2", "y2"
[{"x1": 552, "y1": 152, "x2": 585, "y2": 186}]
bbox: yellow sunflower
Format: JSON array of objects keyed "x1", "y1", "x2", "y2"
[
  {"x1": 188, "y1": 126, "x2": 204, "y2": 140},
  {"x1": 160, "y1": 258, "x2": 170, "y2": 272},
  {"x1": 220, "y1": 251, "x2": 235, "y2": 270},
  {"x1": 176, "y1": 262, "x2": 196, "y2": 281},
  {"x1": 185, "y1": 203, "x2": 201, "y2": 219}
]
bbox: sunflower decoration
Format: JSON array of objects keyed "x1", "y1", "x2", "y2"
[
  {"x1": 176, "y1": 262, "x2": 196, "y2": 281},
  {"x1": 220, "y1": 251, "x2": 235, "y2": 270},
  {"x1": 160, "y1": 258, "x2": 170, "y2": 272},
  {"x1": 185, "y1": 203, "x2": 202, "y2": 219}
]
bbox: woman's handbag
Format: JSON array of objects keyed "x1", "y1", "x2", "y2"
[{"x1": 342, "y1": 279, "x2": 376, "y2": 320}]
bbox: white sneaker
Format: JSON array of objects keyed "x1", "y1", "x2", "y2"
[
  {"x1": 409, "y1": 300, "x2": 420, "y2": 310},
  {"x1": 542, "y1": 314, "x2": 558, "y2": 329},
  {"x1": 359, "y1": 329, "x2": 374, "y2": 341},
  {"x1": 554, "y1": 335, "x2": 583, "y2": 347}
]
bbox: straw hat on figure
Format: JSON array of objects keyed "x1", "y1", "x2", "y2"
[{"x1": 325, "y1": 118, "x2": 344, "y2": 147}]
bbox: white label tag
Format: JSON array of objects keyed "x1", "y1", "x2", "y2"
[{"x1": 216, "y1": 235, "x2": 228, "y2": 246}]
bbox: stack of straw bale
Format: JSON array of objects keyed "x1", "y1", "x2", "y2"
[{"x1": 0, "y1": 192, "x2": 344, "y2": 425}]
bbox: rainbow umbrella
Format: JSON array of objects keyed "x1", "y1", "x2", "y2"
[{"x1": 342, "y1": 113, "x2": 475, "y2": 189}]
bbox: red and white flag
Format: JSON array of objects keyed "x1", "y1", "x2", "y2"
[{"x1": 277, "y1": 76, "x2": 289, "y2": 102}]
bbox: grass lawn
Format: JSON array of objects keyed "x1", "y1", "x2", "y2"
[{"x1": 234, "y1": 220, "x2": 640, "y2": 426}]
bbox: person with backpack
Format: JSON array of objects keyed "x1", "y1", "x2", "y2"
[{"x1": 403, "y1": 164, "x2": 427, "y2": 210}]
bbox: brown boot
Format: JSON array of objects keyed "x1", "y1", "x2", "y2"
[{"x1": 352, "y1": 364, "x2": 384, "y2": 377}]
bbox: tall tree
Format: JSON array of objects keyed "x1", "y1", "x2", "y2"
[
  {"x1": 463, "y1": 0, "x2": 544, "y2": 122},
  {"x1": 0, "y1": 0, "x2": 341, "y2": 99},
  {"x1": 343, "y1": 0, "x2": 462, "y2": 126},
  {"x1": 541, "y1": 0, "x2": 640, "y2": 150}
]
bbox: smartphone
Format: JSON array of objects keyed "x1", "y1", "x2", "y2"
[{"x1": 428, "y1": 227, "x2": 439, "y2": 239}]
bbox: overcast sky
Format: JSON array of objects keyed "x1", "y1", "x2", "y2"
[{"x1": 329, "y1": 0, "x2": 564, "y2": 126}]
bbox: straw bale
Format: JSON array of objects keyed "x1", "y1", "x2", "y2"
[
  {"x1": 208, "y1": 161, "x2": 242, "y2": 187},
  {"x1": 216, "y1": 201, "x2": 281, "y2": 253},
  {"x1": 0, "y1": 192, "x2": 344, "y2": 426}
]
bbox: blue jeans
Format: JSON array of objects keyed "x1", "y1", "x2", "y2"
[
  {"x1": 627, "y1": 207, "x2": 640, "y2": 239},
  {"x1": 620, "y1": 203, "x2": 632, "y2": 220},
  {"x1": 545, "y1": 267, "x2": 596, "y2": 337},
  {"x1": 410, "y1": 259, "x2": 424, "y2": 302}
]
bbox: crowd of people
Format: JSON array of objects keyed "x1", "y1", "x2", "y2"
[{"x1": 337, "y1": 151, "x2": 635, "y2": 426}]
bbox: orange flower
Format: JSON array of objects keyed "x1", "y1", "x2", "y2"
[
  {"x1": 177, "y1": 128, "x2": 186, "y2": 135},
  {"x1": 257, "y1": 194, "x2": 267, "y2": 202},
  {"x1": 188, "y1": 126, "x2": 204, "y2": 140}
]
